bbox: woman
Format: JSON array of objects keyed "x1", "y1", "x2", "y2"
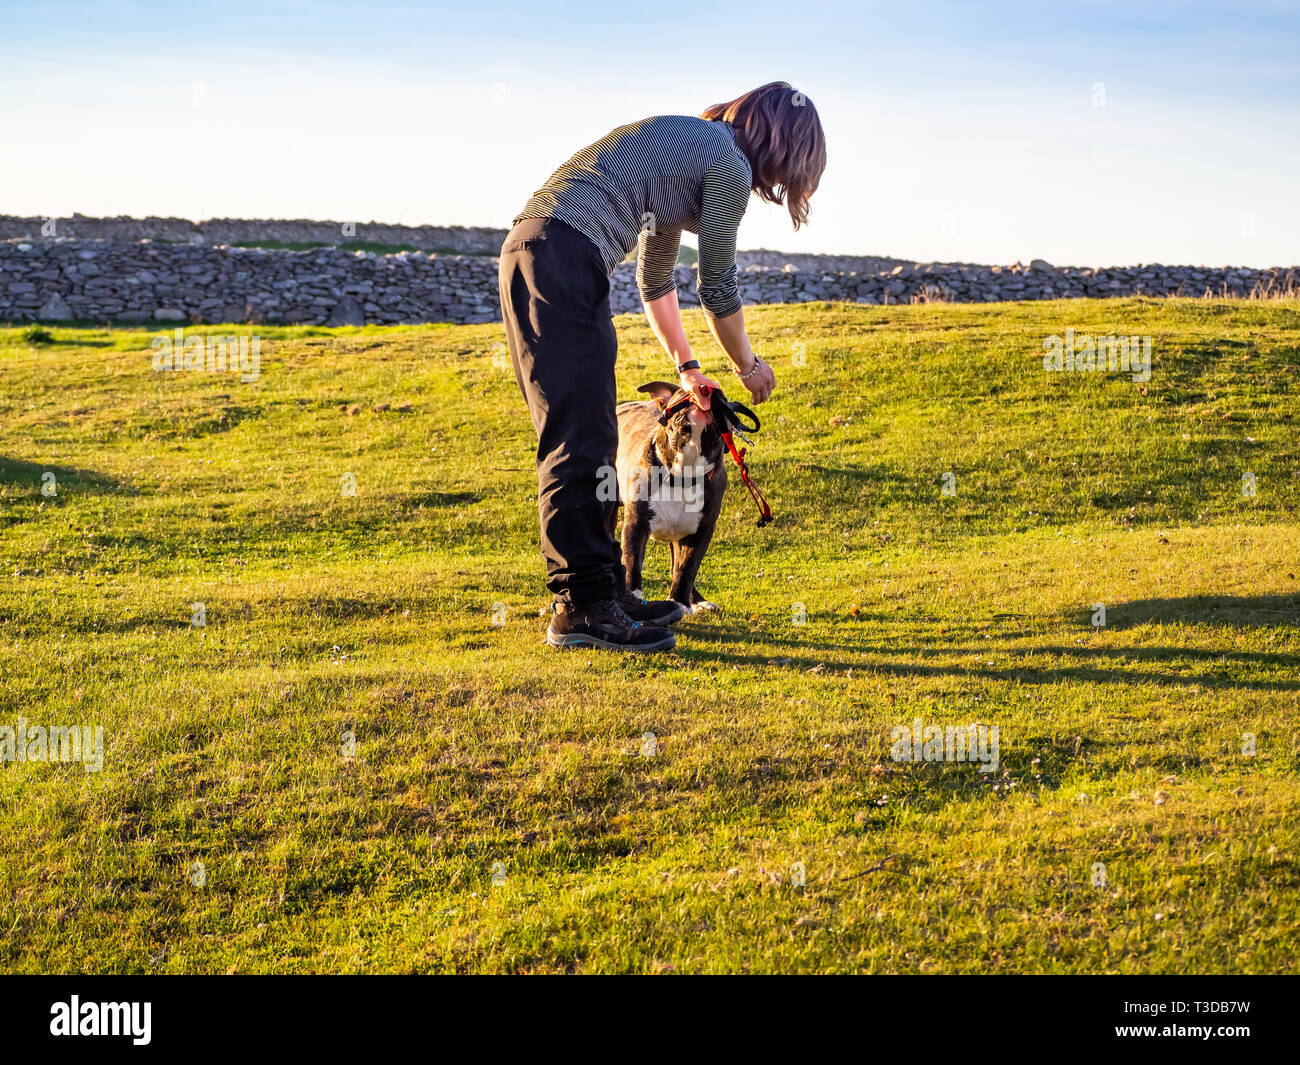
[{"x1": 499, "y1": 81, "x2": 826, "y2": 651}]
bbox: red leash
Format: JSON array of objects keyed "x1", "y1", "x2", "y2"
[{"x1": 719, "y1": 428, "x2": 773, "y2": 527}]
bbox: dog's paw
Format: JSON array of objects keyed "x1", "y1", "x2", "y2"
[
  {"x1": 628, "y1": 588, "x2": 644, "y2": 600},
  {"x1": 691, "y1": 600, "x2": 721, "y2": 614}
]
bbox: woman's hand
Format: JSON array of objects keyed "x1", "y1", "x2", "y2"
[
  {"x1": 679, "y1": 367, "x2": 721, "y2": 410},
  {"x1": 737, "y1": 355, "x2": 776, "y2": 404}
]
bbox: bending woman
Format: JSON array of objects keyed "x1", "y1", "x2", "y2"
[{"x1": 499, "y1": 81, "x2": 826, "y2": 652}]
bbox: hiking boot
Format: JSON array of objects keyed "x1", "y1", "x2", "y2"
[
  {"x1": 618, "y1": 591, "x2": 686, "y2": 626},
  {"x1": 546, "y1": 598, "x2": 676, "y2": 652}
]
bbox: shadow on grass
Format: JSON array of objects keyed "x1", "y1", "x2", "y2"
[
  {"x1": 405, "y1": 490, "x2": 484, "y2": 507},
  {"x1": 685, "y1": 646, "x2": 1299, "y2": 692},
  {"x1": 2, "y1": 334, "x2": 116, "y2": 348},
  {"x1": 134, "y1": 403, "x2": 263, "y2": 441},
  {"x1": 0, "y1": 456, "x2": 121, "y2": 493},
  {"x1": 1093, "y1": 594, "x2": 1300, "y2": 627},
  {"x1": 678, "y1": 599, "x2": 1300, "y2": 692},
  {"x1": 37, "y1": 592, "x2": 424, "y2": 635}
]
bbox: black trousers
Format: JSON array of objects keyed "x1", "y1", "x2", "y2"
[{"x1": 498, "y1": 217, "x2": 627, "y2": 606}]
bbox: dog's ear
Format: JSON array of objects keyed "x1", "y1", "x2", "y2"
[{"x1": 637, "y1": 381, "x2": 679, "y2": 406}]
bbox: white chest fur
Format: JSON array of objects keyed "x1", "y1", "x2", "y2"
[
  {"x1": 649, "y1": 493, "x2": 705, "y2": 541},
  {"x1": 647, "y1": 442, "x2": 715, "y2": 542},
  {"x1": 618, "y1": 439, "x2": 716, "y2": 543}
]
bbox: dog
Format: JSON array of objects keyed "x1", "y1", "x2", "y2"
[{"x1": 610, "y1": 381, "x2": 727, "y2": 614}]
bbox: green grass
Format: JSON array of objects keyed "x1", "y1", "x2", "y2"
[
  {"x1": 18, "y1": 324, "x2": 53, "y2": 345},
  {"x1": 1, "y1": 298, "x2": 1297, "y2": 974}
]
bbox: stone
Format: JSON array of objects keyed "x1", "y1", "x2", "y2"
[
  {"x1": 154, "y1": 307, "x2": 186, "y2": 320},
  {"x1": 38, "y1": 293, "x2": 72, "y2": 320},
  {"x1": 325, "y1": 295, "x2": 366, "y2": 327}
]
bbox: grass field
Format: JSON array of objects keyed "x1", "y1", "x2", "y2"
[{"x1": 1, "y1": 298, "x2": 1297, "y2": 973}]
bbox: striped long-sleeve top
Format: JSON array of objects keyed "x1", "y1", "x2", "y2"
[{"x1": 515, "y1": 115, "x2": 753, "y2": 319}]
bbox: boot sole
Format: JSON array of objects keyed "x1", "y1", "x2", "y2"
[{"x1": 546, "y1": 629, "x2": 676, "y2": 652}]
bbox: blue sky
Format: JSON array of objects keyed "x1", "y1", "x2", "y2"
[{"x1": 2, "y1": 1, "x2": 1297, "y2": 266}]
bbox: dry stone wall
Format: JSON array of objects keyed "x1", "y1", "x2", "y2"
[
  {"x1": 1, "y1": 217, "x2": 1295, "y2": 326},
  {"x1": 0, "y1": 214, "x2": 505, "y2": 253}
]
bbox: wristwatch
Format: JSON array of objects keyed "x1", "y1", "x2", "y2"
[{"x1": 676, "y1": 359, "x2": 701, "y2": 374}]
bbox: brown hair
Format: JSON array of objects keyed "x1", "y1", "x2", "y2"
[{"x1": 701, "y1": 81, "x2": 826, "y2": 230}]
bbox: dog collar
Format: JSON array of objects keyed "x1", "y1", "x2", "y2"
[{"x1": 654, "y1": 388, "x2": 697, "y2": 426}]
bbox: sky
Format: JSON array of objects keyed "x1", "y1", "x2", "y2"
[{"x1": 1, "y1": 0, "x2": 1297, "y2": 267}]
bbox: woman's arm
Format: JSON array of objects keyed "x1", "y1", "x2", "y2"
[
  {"x1": 643, "y1": 289, "x2": 720, "y2": 406},
  {"x1": 704, "y1": 306, "x2": 774, "y2": 404},
  {"x1": 642, "y1": 287, "x2": 693, "y2": 367},
  {"x1": 638, "y1": 227, "x2": 728, "y2": 404},
  {"x1": 642, "y1": 293, "x2": 775, "y2": 406},
  {"x1": 696, "y1": 154, "x2": 776, "y2": 404}
]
